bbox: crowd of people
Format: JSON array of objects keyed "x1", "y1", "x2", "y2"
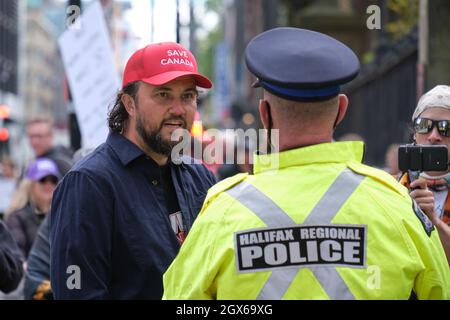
[
  {"x1": 0, "y1": 118, "x2": 73, "y2": 298},
  {"x1": 0, "y1": 27, "x2": 449, "y2": 300}
]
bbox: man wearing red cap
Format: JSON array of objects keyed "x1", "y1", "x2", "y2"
[{"x1": 50, "y1": 43, "x2": 216, "y2": 299}]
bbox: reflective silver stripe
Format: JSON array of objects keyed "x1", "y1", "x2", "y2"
[
  {"x1": 304, "y1": 169, "x2": 366, "y2": 300},
  {"x1": 259, "y1": 267, "x2": 355, "y2": 300},
  {"x1": 257, "y1": 268, "x2": 298, "y2": 300},
  {"x1": 226, "y1": 181, "x2": 294, "y2": 227},
  {"x1": 227, "y1": 168, "x2": 365, "y2": 300},
  {"x1": 313, "y1": 268, "x2": 355, "y2": 300},
  {"x1": 304, "y1": 169, "x2": 366, "y2": 225}
]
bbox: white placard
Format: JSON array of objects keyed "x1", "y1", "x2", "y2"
[
  {"x1": 58, "y1": 1, "x2": 119, "y2": 148},
  {"x1": 0, "y1": 178, "x2": 16, "y2": 214}
]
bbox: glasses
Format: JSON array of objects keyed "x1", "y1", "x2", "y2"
[
  {"x1": 38, "y1": 176, "x2": 58, "y2": 185},
  {"x1": 414, "y1": 117, "x2": 450, "y2": 137}
]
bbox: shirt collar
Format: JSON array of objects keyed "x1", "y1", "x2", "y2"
[
  {"x1": 253, "y1": 141, "x2": 364, "y2": 174},
  {"x1": 106, "y1": 132, "x2": 147, "y2": 166}
]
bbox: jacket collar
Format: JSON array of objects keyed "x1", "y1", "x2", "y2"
[
  {"x1": 253, "y1": 141, "x2": 364, "y2": 174},
  {"x1": 106, "y1": 132, "x2": 147, "y2": 166}
]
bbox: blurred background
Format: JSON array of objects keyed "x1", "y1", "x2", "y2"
[{"x1": 1, "y1": 0, "x2": 450, "y2": 170}]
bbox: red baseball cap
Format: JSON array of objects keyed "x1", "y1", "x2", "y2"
[{"x1": 122, "y1": 42, "x2": 212, "y2": 89}]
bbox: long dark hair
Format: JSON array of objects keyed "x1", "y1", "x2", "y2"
[{"x1": 108, "y1": 81, "x2": 140, "y2": 133}]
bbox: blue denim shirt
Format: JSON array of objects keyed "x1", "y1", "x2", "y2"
[{"x1": 50, "y1": 132, "x2": 216, "y2": 299}]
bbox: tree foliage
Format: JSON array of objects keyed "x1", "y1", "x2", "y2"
[
  {"x1": 385, "y1": 0, "x2": 419, "y2": 40},
  {"x1": 197, "y1": 0, "x2": 223, "y2": 80}
]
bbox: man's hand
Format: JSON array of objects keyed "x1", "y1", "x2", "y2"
[
  {"x1": 410, "y1": 178, "x2": 450, "y2": 266},
  {"x1": 410, "y1": 178, "x2": 439, "y2": 224}
]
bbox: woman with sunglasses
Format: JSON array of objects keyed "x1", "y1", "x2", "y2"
[
  {"x1": 399, "y1": 85, "x2": 450, "y2": 265},
  {"x1": 4, "y1": 158, "x2": 60, "y2": 259}
]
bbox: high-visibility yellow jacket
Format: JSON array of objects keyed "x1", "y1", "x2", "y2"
[{"x1": 163, "y1": 142, "x2": 450, "y2": 300}]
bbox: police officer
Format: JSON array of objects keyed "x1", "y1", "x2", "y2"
[{"x1": 163, "y1": 27, "x2": 450, "y2": 300}]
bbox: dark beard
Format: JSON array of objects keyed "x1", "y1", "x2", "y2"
[{"x1": 136, "y1": 115, "x2": 181, "y2": 156}]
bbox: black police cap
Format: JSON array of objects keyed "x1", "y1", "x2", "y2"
[{"x1": 245, "y1": 27, "x2": 360, "y2": 102}]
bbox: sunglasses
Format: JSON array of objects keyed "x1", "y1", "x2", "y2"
[
  {"x1": 38, "y1": 176, "x2": 58, "y2": 185},
  {"x1": 414, "y1": 117, "x2": 450, "y2": 137}
]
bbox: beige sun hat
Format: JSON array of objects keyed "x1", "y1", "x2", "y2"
[{"x1": 412, "y1": 85, "x2": 450, "y2": 121}]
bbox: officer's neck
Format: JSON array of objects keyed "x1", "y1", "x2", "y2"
[{"x1": 278, "y1": 133, "x2": 333, "y2": 152}]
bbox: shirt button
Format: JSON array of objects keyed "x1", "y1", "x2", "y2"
[{"x1": 152, "y1": 180, "x2": 158, "y2": 186}]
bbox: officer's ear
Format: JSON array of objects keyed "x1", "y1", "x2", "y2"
[
  {"x1": 121, "y1": 93, "x2": 137, "y2": 117},
  {"x1": 334, "y1": 94, "x2": 349, "y2": 127},
  {"x1": 258, "y1": 99, "x2": 270, "y2": 129}
]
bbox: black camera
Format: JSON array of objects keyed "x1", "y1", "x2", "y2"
[{"x1": 398, "y1": 144, "x2": 449, "y2": 173}]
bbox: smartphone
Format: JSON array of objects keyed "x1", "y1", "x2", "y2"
[{"x1": 398, "y1": 144, "x2": 448, "y2": 173}]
